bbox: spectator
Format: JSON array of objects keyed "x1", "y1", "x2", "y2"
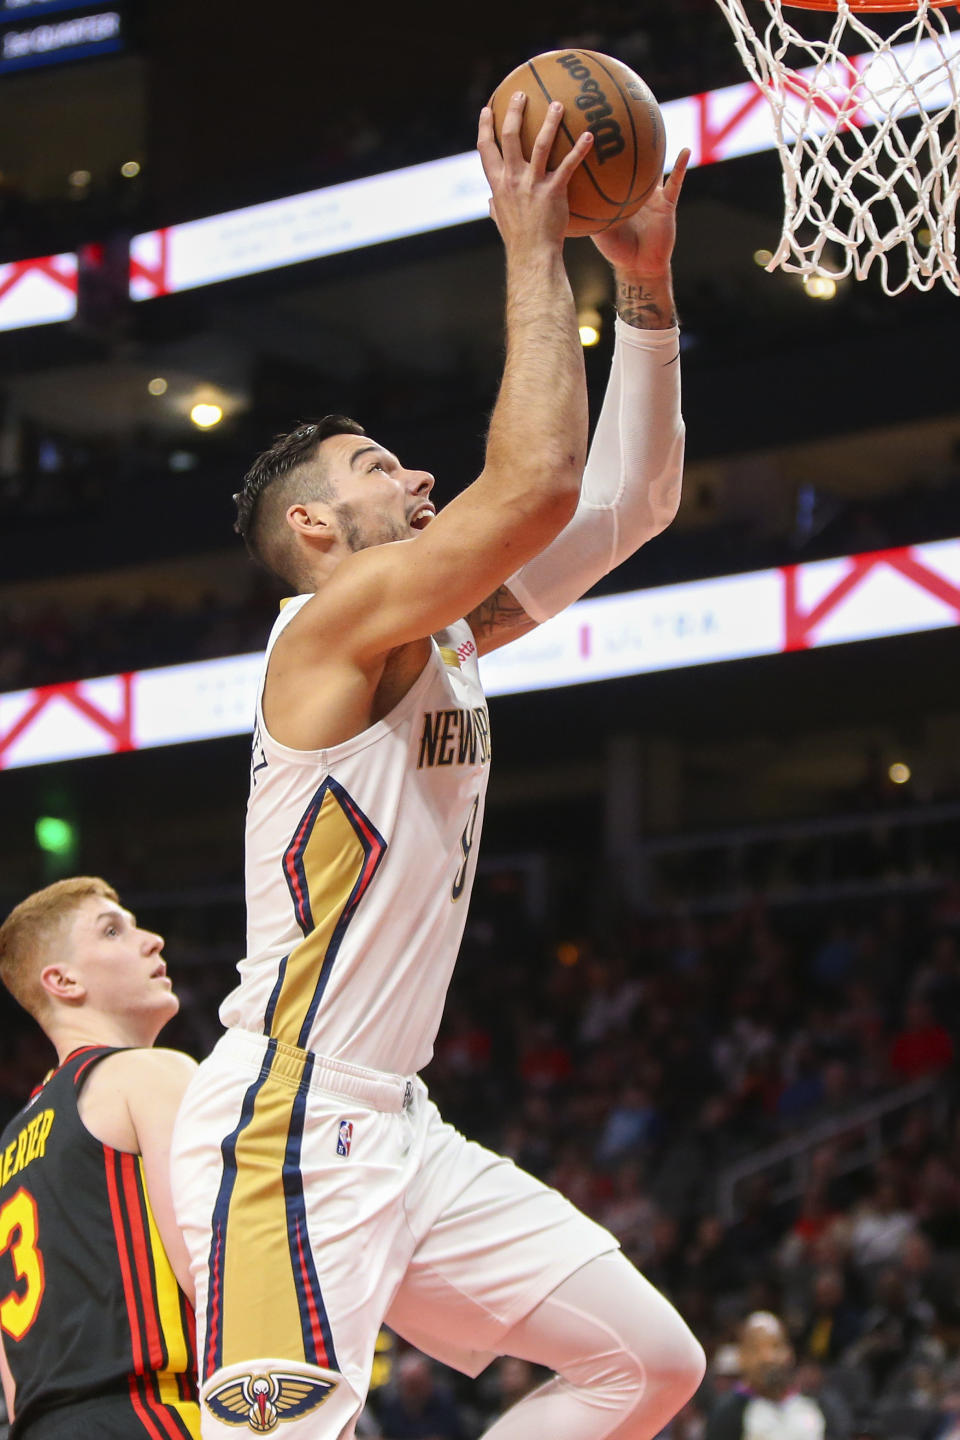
[
  {"x1": 847, "y1": 1268, "x2": 934, "y2": 1394},
  {"x1": 686, "y1": 1216, "x2": 744, "y2": 1299},
  {"x1": 900, "y1": 1232, "x2": 953, "y2": 1315},
  {"x1": 795, "y1": 1360, "x2": 854, "y2": 1440},
  {"x1": 933, "y1": 1365, "x2": 960, "y2": 1440},
  {"x1": 812, "y1": 924, "x2": 857, "y2": 992},
  {"x1": 577, "y1": 958, "x2": 644, "y2": 1045},
  {"x1": 373, "y1": 1351, "x2": 466, "y2": 1440},
  {"x1": 644, "y1": 1215, "x2": 687, "y2": 1300},
  {"x1": 490, "y1": 1357, "x2": 537, "y2": 1411},
  {"x1": 706, "y1": 1312, "x2": 831, "y2": 1440},
  {"x1": 598, "y1": 1159, "x2": 659, "y2": 1264},
  {"x1": 849, "y1": 1178, "x2": 917, "y2": 1271},
  {"x1": 915, "y1": 935, "x2": 960, "y2": 1040},
  {"x1": 433, "y1": 1004, "x2": 491, "y2": 1080},
  {"x1": 916, "y1": 1156, "x2": 960, "y2": 1251},
  {"x1": 517, "y1": 1019, "x2": 572, "y2": 1092},
  {"x1": 787, "y1": 1185, "x2": 843, "y2": 1261},
  {"x1": 710, "y1": 1343, "x2": 742, "y2": 1398},
  {"x1": 889, "y1": 1000, "x2": 955, "y2": 1081},
  {"x1": 726, "y1": 1178, "x2": 782, "y2": 1274},
  {"x1": 476, "y1": 1357, "x2": 540, "y2": 1431},
  {"x1": 799, "y1": 1268, "x2": 864, "y2": 1365},
  {"x1": 595, "y1": 1082, "x2": 661, "y2": 1165}
]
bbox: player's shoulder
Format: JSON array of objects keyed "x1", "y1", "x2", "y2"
[
  {"x1": 88, "y1": 1046, "x2": 197, "y2": 1096},
  {"x1": 119, "y1": 1046, "x2": 197, "y2": 1079},
  {"x1": 77, "y1": 1048, "x2": 197, "y2": 1152},
  {"x1": 276, "y1": 544, "x2": 418, "y2": 657}
]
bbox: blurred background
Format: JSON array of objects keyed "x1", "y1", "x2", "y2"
[{"x1": 1, "y1": 1, "x2": 959, "y2": 1436}]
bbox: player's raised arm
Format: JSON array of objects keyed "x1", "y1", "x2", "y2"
[
  {"x1": 468, "y1": 150, "x2": 691, "y2": 655},
  {"x1": 258, "y1": 98, "x2": 594, "y2": 665}
]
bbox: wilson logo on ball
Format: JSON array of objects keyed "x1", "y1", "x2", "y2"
[
  {"x1": 555, "y1": 53, "x2": 626, "y2": 164},
  {"x1": 489, "y1": 48, "x2": 666, "y2": 237}
]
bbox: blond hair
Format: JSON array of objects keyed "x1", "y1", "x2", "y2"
[{"x1": 0, "y1": 876, "x2": 118, "y2": 1021}]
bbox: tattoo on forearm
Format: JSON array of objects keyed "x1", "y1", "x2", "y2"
[
  {"x1": 616, "y1": 280, "x2": 678, "y2": 330},
  {"x1": 469, "y1": 586, "x2": 536, "y2": 641}
]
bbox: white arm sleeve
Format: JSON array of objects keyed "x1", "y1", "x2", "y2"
[{"x1": 505, "y1": 317, "x2": 684, "y2": 623}]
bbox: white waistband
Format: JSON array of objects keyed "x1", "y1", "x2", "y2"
[{"x1": 217, "y1": 1027, "x2": 413, "y2": 1113}]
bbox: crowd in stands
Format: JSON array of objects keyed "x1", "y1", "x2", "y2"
[
  {"x1": 0, "y1": 580, "x2": 275, "y2": 693},
  {"x1": 1, "y1": 859, "x2": 959, "y2": 1436}
]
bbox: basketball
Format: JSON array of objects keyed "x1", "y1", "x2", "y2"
[{"x1": 489, "y1": 49, "x2": 666, "y2": 237}]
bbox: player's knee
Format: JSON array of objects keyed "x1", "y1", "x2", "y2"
[
  {"x1": 650, "y1": 1316, "x2": 706, "y2": 1409},
  {"x1": 589, "y1": 1299, "x2": 704, "y2": 1417},
  {"x1": 591, "y1": 1274, "x2": 704, "y2": 1422},
  {"x1": 628, "y1": 1311, "x2": 704, "y2": 1403}
]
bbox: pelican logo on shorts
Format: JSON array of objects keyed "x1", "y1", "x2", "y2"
[
  {"x1": 205, "y1": 1371, "x2": 336, "y2": 1431},
  {"x1": 336, "y1": 1119, "x2": 353, "y2": 1157}
]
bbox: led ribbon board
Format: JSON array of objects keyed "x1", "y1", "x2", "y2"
[
  {"x1": 0, "y1": 253, "x2": 77, "y2": 329},
  {"x1": 2, "y1": 540, "x2": 959, "y2": 771},
  {"x1": 0, "y1": 5, "x2": 123, "y2": 73},
  {"x1": 0, "y1": 0, "x2": 98, "y2": 15},
  {"x1": 128, "y1": 31, "x2": 958, "y2": 297}
]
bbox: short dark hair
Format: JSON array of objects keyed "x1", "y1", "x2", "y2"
[{"x1": 233, "y1": 414, "x2": 365, "y2": 585}]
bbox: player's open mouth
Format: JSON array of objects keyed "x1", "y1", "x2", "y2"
[
  {"x1": 409, "y1": 504, "x2": 435, "y2": 531},
  {"x1": 151, "y1": 964, "x2": 167, "y2": 979}
]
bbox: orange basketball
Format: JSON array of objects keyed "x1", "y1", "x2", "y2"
[{"x1": 489, "y1": 49, "x2": 666, "y2": 237}]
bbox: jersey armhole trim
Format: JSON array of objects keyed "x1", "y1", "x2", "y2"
[
  {"x1": 74, "y1": 1048, "x2": 144, "y2": 1156},
  {"x1": 255, "y1": 635, "x2": 448, "y2": 767}
]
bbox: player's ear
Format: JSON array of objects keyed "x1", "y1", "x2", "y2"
[
  {"x1": 286, "y1": 503, "x2": 334, "y2": 539},
  {"x1": 39, "y1": 965, "x2": 86, "y2": 1004}
]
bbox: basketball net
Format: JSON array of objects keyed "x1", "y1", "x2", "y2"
[{"x1": 712, "y1": 0, "x2": 960, "y2": 294}]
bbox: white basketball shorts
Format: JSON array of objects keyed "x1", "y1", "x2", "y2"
[{"x1": 170, "y1": 1028, "x2": 618, "y2": 1439}]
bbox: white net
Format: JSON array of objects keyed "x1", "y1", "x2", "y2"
[{"x1": 711, "y1": 0, "x2": 960, "y2": 294}]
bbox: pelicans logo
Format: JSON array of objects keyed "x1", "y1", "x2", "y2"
[{"x1": 205, "y1": 1371, "x2": 336, "y2": 1431}]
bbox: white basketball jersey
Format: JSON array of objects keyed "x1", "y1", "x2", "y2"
[{"x1": 219, "y1": 595, "x2": 491, "y2": 1076}]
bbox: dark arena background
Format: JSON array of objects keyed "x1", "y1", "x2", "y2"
[{"x1": 1, "y1": 1, "x2": 959, "y2": 1435}]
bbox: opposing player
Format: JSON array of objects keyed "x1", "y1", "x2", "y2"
[
  {"x1": 0, "y1": 877, "x2": 200, "y2": 1439},
  {"x1": 172, "y1": 95, "x2": 704, "y2": 1439}
]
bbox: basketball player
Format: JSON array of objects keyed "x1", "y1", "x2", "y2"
[
  {"x1": 172, "y1": 96, "x2": 704, "y2": 1438},
  {"x1": 0, "y1": 877, "x2": 200, "y2": 1439}
]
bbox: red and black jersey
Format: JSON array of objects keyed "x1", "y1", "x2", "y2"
[{"x1": 0, "y1": 1045, "x2": 199, "y2": 1438}]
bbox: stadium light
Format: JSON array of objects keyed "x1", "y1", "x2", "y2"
[
  {"x1": 803, "y1": 275, "x2": 837, "y2": 300},
  {"x1": 190, "y1": 402, "x2": 223, "y2": 429},
  {"x1": 34, "y1": 816, "x2": 76, "y2": 856},
  {"x1": 578, "y1": 307, "x2": 601, "y2": 348}
]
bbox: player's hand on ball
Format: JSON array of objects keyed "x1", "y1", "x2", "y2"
[
  {"x1": 477, "y1": 95, "x2": 593, "y2": 251},
  {"x1": 591, "y1": 148, "x2": 691, "y2": 278}
]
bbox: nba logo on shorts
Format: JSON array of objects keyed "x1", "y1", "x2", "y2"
[{"x1": 336, "y1": 1120, "x2": 353, "y2": 1157}]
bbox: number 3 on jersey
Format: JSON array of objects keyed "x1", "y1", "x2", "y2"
[
  {"x1": 0, "y1": 1187, "x2": 45, "y2": 1341},
  {"x1": 452, "y1": 794, "x2": 481, "y2": 901}
]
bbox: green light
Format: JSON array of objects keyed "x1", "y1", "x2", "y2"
[{"x1": 35, "y1": 817, "x2": 75, "y2": 856}]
